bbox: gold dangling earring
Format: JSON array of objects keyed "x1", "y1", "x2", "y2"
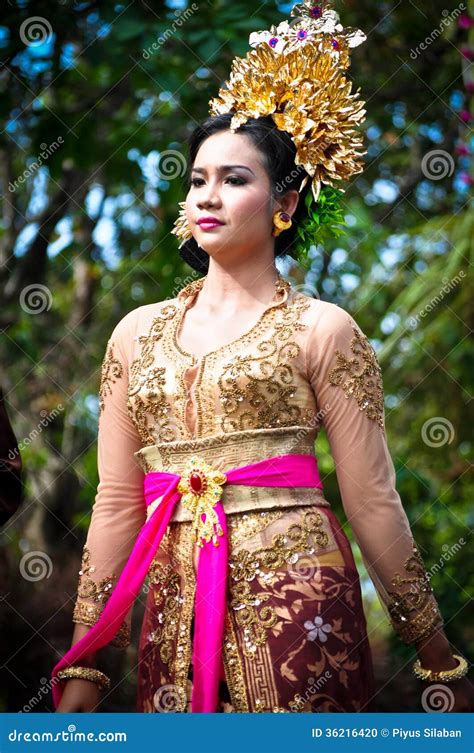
[
  {"x1": 171, "y1": 201, "x2": 193, "y2": 248},
  {"x1": 271, "y1": 210, "x2": 292, "y2": 237}
]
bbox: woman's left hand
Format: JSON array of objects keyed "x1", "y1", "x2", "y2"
[{"x1": 421, "y1": 677, "x2": 473, "y2": 713}]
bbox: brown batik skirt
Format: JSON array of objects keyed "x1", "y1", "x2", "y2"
[{"x1": 136, "y1": 503, "x2": 375, "y2": 713}]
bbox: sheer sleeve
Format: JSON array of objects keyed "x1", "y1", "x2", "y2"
[
  {"x1": 72, "y1": 311, "x2": 146, "y2": 648},
  {"x1": 306, "y1": 303, "x2": 443, "y2": 644}
]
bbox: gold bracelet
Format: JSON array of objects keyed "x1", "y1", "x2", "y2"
[
  {"x1": 413, "y1": 654, "x2": 468, "y2": 683},
  {"x1": 57, "y1": 666, "x2": 111, "y2": 691}
]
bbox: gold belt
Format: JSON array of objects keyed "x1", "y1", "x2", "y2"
[{"x1": 134, "y1": 425, "x2": 329, "y2": 522}]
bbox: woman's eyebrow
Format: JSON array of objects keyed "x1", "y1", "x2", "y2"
[{"x1": 191, "y1": 165, "x2": 255, "y2": 175}]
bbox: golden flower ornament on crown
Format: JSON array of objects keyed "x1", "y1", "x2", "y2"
[{"x1": 171, "y1": 0, "x2": 367, "y2": 261}]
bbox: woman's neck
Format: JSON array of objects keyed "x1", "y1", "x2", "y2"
[{"x1": 198, "y1": 262, "x2": 281, "y2": 313}]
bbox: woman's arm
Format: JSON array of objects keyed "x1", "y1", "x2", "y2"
[
  {"x1": 70, "y1": 312, "x2": 146, "y2": 654},
  {"x1": 306, "y1": 305, "x2": 460, "y2": 663}
]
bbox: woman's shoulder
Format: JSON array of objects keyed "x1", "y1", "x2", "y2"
[
  {"x1": 297, "y1": 293, "x2": 360, "y2": 341},
  {"x1": 114, "y1": 296, "x2": 181, "y2": 332}
]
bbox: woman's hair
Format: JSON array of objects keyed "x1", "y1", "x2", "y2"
[{"x1": 178, "y1": 113, "x2": 312, "y2": 274}]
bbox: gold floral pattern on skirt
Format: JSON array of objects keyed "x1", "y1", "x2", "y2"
[{"x1": 136, "y1": 505, "x2": 374, "y2": 713}]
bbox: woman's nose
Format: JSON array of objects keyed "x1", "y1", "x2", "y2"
[{"x1": 198, "y1": 183, "x2": 221, "y2": 207}]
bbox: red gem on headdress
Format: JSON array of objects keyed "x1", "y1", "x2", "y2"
[
  {"x1": 190, "y1": 472, "x2": 203, "y2": 492},
  {"x1": 331, "y1": 39, "x2": 339, "y2": 49},
  {"x1": 269, "y1": 37, "x2": 279, "y2": 48},
  {"x1": 310, "y1": 6, "x2": 322, "y2": 18}
]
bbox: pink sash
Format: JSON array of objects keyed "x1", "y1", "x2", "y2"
[{"x1": 52, "y1": 453, "x2": 323, "y2": 711}]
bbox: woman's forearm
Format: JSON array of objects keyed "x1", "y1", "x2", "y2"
[
  {"x1": 415, "y1": 626, "x2": 459, "y2": 672},
  {"x1": 69, "y1": 623, "x2": 99, "y2": 668}
]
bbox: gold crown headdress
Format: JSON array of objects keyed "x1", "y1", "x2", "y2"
[{"x1": 172, "y1": 0, "x2": 367, "y2": 266}]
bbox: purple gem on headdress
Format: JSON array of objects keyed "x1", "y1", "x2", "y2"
[
  {"x1": 297, "y1": 29, "x2": 308, "y2": 40},
  {"x1": 269, "y1": 37, "x2": 279, "y2": 48},
  {"x1": 310, "y1": 6, "x2": 322, "y2": 18},
  {"x1": 331, "y1": 38, "x2": 339, "y2": 49}
]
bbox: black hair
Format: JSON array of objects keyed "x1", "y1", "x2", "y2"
[{"x1": 178, "y1": 113, "x2": 312, "y2": 274}]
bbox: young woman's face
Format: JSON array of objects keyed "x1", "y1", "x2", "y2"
[{"x1": 185, "y1": 130, "x2": 275, "y2": 260}]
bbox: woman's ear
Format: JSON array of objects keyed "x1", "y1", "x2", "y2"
[{"x1": 275, "y1": 189, "x2": 300, "y2": 218}]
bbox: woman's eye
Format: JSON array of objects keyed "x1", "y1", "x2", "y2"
[{"x1": 190, "y1": 176, "x2": 245, "y2": 187}]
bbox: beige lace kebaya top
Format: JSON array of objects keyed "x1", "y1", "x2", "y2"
[{"x1": 72, "y1": 273, "x2": 443, "y2": 649}]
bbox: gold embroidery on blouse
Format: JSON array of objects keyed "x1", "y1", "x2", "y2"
[
  {"x1": 200, "y1": 292, "x2": 313, "y2": 435},
  {"x1": 72, "y1": 601, "x2": 131, "y2": 648},
  {"x1": 176, "y1": 276, "x2": 206, "y2": 303},
  {"x1": 147, "y1": 561, "x2": 183, "y2": 668},
  {"x1": 74, "y1": 546, "x2": 130, "y2": 648},
  {"x1": 99, "y1": 341, "x2": 123, "y2": 414},
  {"x1": 386, "y1": 540, "x2": 443, "y2": 644},
  {"x1": 76, "y1": 545, "x2": 116, "y2": 605},
  {"x1": 327, "y1": 323, "x2": 384, "y2": 428},
  {"x1": 127, "y1": 304, "x2": 186, "y2": 445}
]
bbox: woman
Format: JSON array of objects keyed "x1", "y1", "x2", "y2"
[{"x1": 53, "y1": 113, "x2": 470, "y2": 713}]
